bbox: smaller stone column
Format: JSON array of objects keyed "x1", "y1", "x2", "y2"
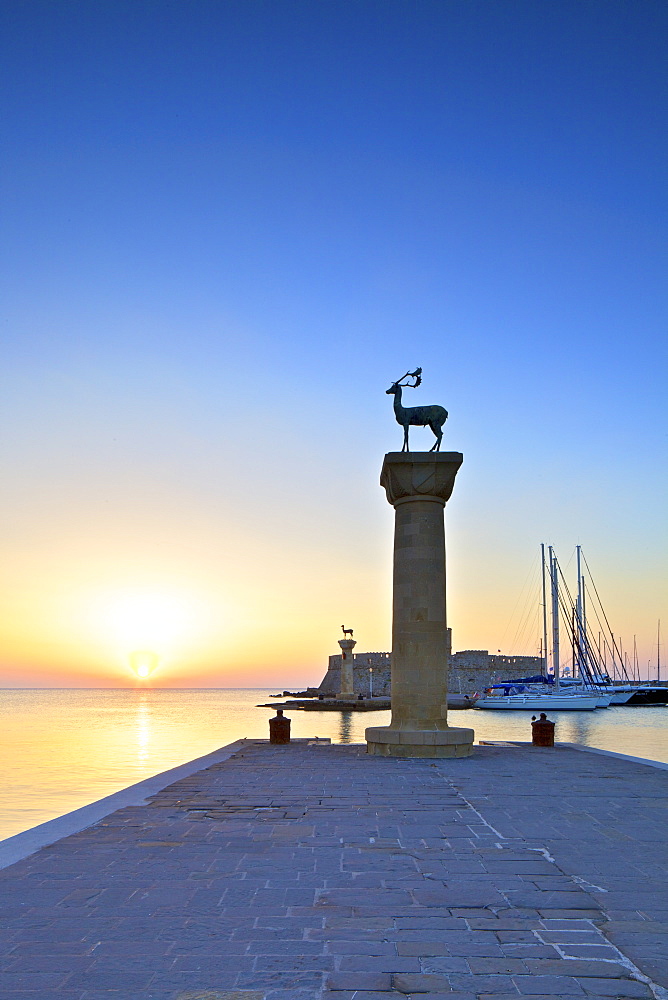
[{"x1": 338, "y1": 638, "x2": 357, "y2": 700}]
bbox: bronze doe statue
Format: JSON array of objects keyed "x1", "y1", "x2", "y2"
[{"x1": 386, "y1": 368, "x2": 448, "y2": 452}]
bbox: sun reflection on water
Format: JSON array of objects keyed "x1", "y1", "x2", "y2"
[
  {"x1": 338, "y1": 711, "x2": 353, "y2": 743},
  {"x1": 134, "y1": 697, "x2": 151, "y2": 764}
]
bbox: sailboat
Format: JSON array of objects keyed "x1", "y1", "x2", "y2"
[
  {"x1": 572, "y1": 555, "x2": 667, "y2": 706},
  {"x1": 473, "y1": 684, "x2": 600, "y2": 711},
  {"x1": 554, "y1": 546, "x2": 612, "y2": 707},
  {"x1": 475, "y1": 546, "x2": 603, "y2": 711}
]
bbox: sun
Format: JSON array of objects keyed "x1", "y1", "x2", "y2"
[
  {"x1": 130, "y1": 650, "x2": 159, "y2": 679},
  {"x1": 85, "y1": 586, "x2": 218, "y2": 679}
]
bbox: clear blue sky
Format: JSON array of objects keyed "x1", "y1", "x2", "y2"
[{"x1": 1, "y1": 1, "x2": 666, "y2": 684}]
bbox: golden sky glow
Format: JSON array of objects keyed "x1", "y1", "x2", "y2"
[{"x1": 0, "y1": 461, "x2": 664, "y2": 688}]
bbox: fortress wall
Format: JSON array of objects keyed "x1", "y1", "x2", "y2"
[
  {"x1": 317, "y1": 648, "x2": 542, "y2": 697},
  {"x1": 317, "y1": 652, "x2": 391, "y2": 697},
  {"x1": 448, "y1": 651, "x2": 543, "y2": 694}
]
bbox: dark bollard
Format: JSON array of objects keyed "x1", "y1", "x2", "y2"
[
  {"x1": 269, "y1": 708, "x2": 291, "y2": 745},
  {"x1": 531, "y1": 712, "x2": 555, "y2": 747}
]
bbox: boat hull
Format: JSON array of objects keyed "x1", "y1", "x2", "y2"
[
  {"x1": 608, "y1": 690, "x2": 635, "y2": 704},
  {"x1": 625, "y1": 687, "x2": 668, "y2": 706},
  {"x1": 475, "y1": 694, "x2": 599, "y2": 711}
]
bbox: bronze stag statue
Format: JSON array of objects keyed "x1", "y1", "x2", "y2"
[{"x1": 386, "y1": 368, "x2": 448, "y2": 452}]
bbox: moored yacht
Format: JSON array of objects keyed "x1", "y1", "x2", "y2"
[
  {"x1": 474, "y1": 682, "x2": 599, "y2": 711},
  {"x1": 624, "y1": 685, "x2": 668, "y2": 706}
]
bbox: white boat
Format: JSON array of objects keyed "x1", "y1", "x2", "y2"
[
  {"x1": 474, "y1": 679, "x2": 600, "y2": 711},
  {"x1": 571, "y1": 690, "x2": 610, "y2": 708},
  {"x1": 607, "y1": 688, "x2": 635, "y2": 704},
  {"x1": 475, "y1": 690, "x2": 599, "y2": 711},
  {"x1": 561, "y1": 681, "x2": 634, "y2": 705},
  {"x1": 558, "y1": 677, "x2": 626, "y2": 705},
  {"x1": 560, "y1": 684, "x2": 611, "y2": 708}
]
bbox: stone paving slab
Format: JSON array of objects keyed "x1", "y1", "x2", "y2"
[{"x1": 0, "y1": 742, "x2": 666, "y2": 999}]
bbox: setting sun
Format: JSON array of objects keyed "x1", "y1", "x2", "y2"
[
  {"x1": 129, "y1": 650, "x2": 159, "y2": 680},
  {"x1": 76, "y1": 587, "x2": 219, "y2": 679}
]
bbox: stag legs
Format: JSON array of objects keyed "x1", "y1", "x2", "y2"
[
  {"x1": 429, "y1": 421, "x2": 443, "y2": 452},
  {"x1": 401, "y1": 421, "x2": 445, "y2": 452}
]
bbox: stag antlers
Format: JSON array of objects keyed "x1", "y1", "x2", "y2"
[{"x1": 391, "y1": 367, "x2": 422, "y2": 388}]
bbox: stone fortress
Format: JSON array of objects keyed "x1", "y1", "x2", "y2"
[{"x1": 315, "y1": 632, "x2": 542, "y2": 698}]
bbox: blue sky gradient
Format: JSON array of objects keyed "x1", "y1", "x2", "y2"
[{"x1": 1, "y1": 1, "x2": 666, "y2": 684}]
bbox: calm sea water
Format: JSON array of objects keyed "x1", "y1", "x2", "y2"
[{"x1": 1, "y1": 688, "x2": 666, "y2": 841}]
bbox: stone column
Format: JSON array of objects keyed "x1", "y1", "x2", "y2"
[
  {"x1": 366, "y1": 452, "x2": 474, "y2": 757},
  {"x1": 338, "y1": 638, "x2": 356, "y2": 700}
]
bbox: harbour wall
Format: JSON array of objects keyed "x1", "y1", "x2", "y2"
[{"x1": 317, "y1": 634, "x2": 543, "y2": 697}]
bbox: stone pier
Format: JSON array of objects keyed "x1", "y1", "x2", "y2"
[
  {"x1": 366, "y1": 452, "x2": 474, "y2": 757},
  {"x1": 0, "y1": 740, "x2": 666, "y2": 998}
]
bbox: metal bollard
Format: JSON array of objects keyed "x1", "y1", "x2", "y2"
[
  {"x1": 269, "y1": 708, "x2": 291, "y2": 744},
  {"x1": 531, "y1": 712, "x2": 555, "y2": 747}
]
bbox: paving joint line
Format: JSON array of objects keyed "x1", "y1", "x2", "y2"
[
  {"x1": 447, "y1": 788, "x2": 506, "y2": 840},
  {"x1": 534, "y1": 919, "x2": 668, "y2": 1000}
]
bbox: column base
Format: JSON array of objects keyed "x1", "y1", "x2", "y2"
[{"x1": 365, "y1": 726, "x2": 475, "y2": 758}]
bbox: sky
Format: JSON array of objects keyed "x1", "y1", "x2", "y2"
[{"x1": 1, "y1": 0, "x2": 666, "y2": 687}]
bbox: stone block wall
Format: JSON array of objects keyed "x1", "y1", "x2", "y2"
[
  {"x1": 316, "y1": 651, "x2": 391, "y2": 697},
  {"x1": 316, "y1": 645, "x2": 543, "y2": 697},
  {"x1": 449, "y1": 650, "x2": 544, "y2": 695}
]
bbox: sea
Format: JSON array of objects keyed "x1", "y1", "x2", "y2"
[{"x1": 1, "y1": 688, "x2": 666, "y2": 842}]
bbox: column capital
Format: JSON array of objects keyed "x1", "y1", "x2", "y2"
[
  {"x1": 380, "y1": 452, "x2": 463, "y2": 507},
  {"x1": 338, "y1": 639, "x2": 356, "y2": 655}
]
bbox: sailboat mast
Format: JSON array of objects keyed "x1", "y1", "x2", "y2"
[
  {"x1": 576, "y1": 545, "x2": 583, "y2": 679},
  {"x1": 549, "y1": 546, "x2": 560, "y2": 690},
  {"x1": 581, "y1": 572, "x2": 597, "y2": 682},
  {"x1": 541, "y1": 544, "x2": 549, "y2": 677},
  {"x1": 658, "y1": 620, "x2": 661, "y2": 683}
]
